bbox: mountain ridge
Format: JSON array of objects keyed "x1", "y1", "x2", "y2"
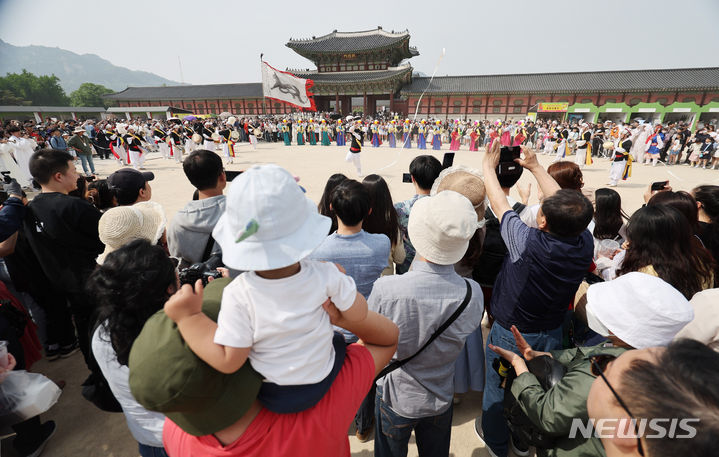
[{"x1": 0, "y1": 39, "x2": 181, "y2": 94}]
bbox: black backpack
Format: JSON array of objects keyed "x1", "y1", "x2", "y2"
[{"x1": 473, "y1": 202, "x2": 526, "y2": 287}]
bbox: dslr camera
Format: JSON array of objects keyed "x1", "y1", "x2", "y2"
[{"x1": 178, "y1": 255, "x2": 223, "y2": 286}]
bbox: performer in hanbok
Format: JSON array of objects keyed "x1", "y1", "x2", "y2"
[
  {"x1": 417, "y1": 120, "x2": 427, "y2": 149},
  {"x1": 431, "y1": 120, "x2": 442, "y2": 150},
  {"x1": 402, "y1": 119, "x2": 412, "y2": 148},
  {"x1": 110, "y1": 125, "x2": 127, "y2": 165},
  {"x1": 321, "y1": 120, "x2": 331, "y2": 146},
  {"x1": 387, "y1": 120, "x2": 396, "y2": 148},
  {"x1": 1, "y1": 126, "x2": 33, "y2": 187},
  {"x1": 282, "y1": 120, "x2": 291, "y2": 146},
  {"x1": 512, "y1": 121, "x2": 526, "y2": 147},
  {"x1": 201, "y1": 122, "x2": 215, "y2": 151},
  {"x1": 643, "y1": 124, "x2": 665, "y2": 166},
  {"x1": 169, "y1": 125, "x2": 184, "y2": 164},
  {"x1": 185, "y1": 123, "x2": 198, "y2": 154},
  {"x1": 630, "y1": 123, "x2": 652, "y2": 162},
  {"x1": 469, "y1": 123, "x2": 479, "y2": 151},
  {"x1": 296, "y1": 120, "x2": 305, "y2": 145},
  {"x1": 94, "y1": 126, "x2": 113, "y2": 160},
  {"x1": 336, "y1": 120, "x2": 345, "y2": 146},
  {"x1": 371, "y1": 120, "x2": 381, "y2": 147},
  {"x1": 575, "y1": 123, "x2": 593, "y2": 169},
  {"x1": 153, "y1": 123, "x2": 170, "y2": 159},
  {"x1": 345, "y1": 117, "x2": 364, "y2": 177},
  {"x1": 308, "y1": 120, "x2": 317, "y2": 145},
  {"x1": 608, "y1": 129, "x2": 633, "y2": 187},
  {"x1": 124, "y1": 126, "x2": 146, "y2": 170},
  {"x1": 219, "y1": 124, "x2": 237, "y2": 164},
  {"x1": 6, "y1": 126, "x2": 37, "y2": 187},
  {"x1": 450, "y1": 128, "x2": 460, "y2": 151},
  {"x1": 553, "y1": 126, "x2": 569, "y2": 162}
]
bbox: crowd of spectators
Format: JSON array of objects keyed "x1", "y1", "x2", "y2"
[{"x1": 1, "y1": 112, "x2": 719, "y2": 457}]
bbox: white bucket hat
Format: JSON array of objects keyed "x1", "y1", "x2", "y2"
[
  {"x1": 97, "y1": 201, "x2": 167, "y2": 264},
  {"x1": 212, "y1": 164, "x2": 330, "y2": 270},
  {"x1": 586, "y1": 272, "x2": 694, "y2": 349},
  {"x1": 408, "y1": 190, "x2": 478, "y2": 265}
]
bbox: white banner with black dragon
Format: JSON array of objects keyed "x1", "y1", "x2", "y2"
[{"x1": 261, "y1": 61, "x2": 315, "y2": 110}]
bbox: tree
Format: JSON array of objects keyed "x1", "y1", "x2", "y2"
[
  {"x1": 0, "y1": 89, "x2": 29, "y2": 105},
  {"x1": 70, "y1": 82, "x2": 115, "y2": 108},
  {"x1": 0, "y1": 69, "x2": 69, "y2": 105}
]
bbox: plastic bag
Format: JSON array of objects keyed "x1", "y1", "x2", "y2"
[{"x1": 0, "y1": 370, "x2": 61, "y2": 425}]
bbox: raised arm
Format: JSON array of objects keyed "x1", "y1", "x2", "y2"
[
  {"x1": 482, "y1": 139, "x2": 512, "y2": 222},
  {"x1": 516, "y1": 145, "x2": 561, "y2": 199},
  {"x1": 164, "y1": 281, "x2": 250, "y2": 375}
]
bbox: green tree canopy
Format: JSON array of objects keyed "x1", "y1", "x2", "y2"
[
  {"x1": 70, "y1": 82, "x2": 115, "y2": 108},
  {"x1": 0, "y1": 69, "x2": 69, "y2": 105}
]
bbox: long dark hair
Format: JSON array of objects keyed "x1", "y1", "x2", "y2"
[
  {"x1": 87, "y1": 239, "x2": 177, "y2": 366},
  {"x1": 618, "y1": 205, "x2": 715, "y2": 299},
  {"x1": 593, "y1": 188, "x2": 627, "y2": 240},
  {"x1": 361, "y1": 174, "x2": 399, "y2": 246},
  {"x1": 647, "y1": 190, "x2": 699, "y2": 233},
  {"x1": 318, "y1": 173, "x2": 347, "y2": 234}
]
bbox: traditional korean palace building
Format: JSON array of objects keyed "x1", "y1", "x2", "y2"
[{"x1": 104, "y1": 27, "x2": 719, "y2": 130}]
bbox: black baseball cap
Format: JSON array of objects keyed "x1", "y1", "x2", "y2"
[{"x1": 107, "y1": 168, "x2": 154, "y2": 193}]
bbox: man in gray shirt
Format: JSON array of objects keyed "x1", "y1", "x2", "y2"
[
  {"x1": 167, "y1": 150, "x2": 227, "y2": 268},
  {"x1": 370, "y1": 190, "x2": 484, "y2": 457}
]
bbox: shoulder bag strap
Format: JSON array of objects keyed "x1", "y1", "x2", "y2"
[
  {"x1": 375, "y1": 279, "x2": 472, "y2": 381},
  {"x1": 200, "y1": 233, "x2": 215, "y2": 263}
]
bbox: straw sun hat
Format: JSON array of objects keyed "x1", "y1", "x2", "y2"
[{"x1": 97, "y1": 202, "x2": 167, "y2": 264}]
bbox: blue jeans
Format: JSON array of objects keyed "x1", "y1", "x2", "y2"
[
  {"x1": 138, "y1": 443, "x2": 168, "y2": 457},
  {"x1": 481, "y1": 322, "x2": 562, "y2": 457},
  {"x1": 78, "y1": 154, "x2": 95, "y2": 175},
  {"x1": 374, "y1": 385, "x2": 453, "y2": 457}
]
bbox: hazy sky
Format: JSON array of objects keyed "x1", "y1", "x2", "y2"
[{"x1": 2, "y1": 0, "x2": 719, "y2": 86}]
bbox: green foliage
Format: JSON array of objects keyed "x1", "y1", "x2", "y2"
[
  {"x1": 0, "y1": 89, "x2": 29, "y2": 105},
  {"x1": 0, "y1": 69, "x2": 69, "y2": 105},
  {"x1": 69, "y1": 82, "x2": 115, "y2": 108}
]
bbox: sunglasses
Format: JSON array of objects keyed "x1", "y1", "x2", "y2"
[{"x1": 589, "y1": 354, "x2": 644, "y2": 456}]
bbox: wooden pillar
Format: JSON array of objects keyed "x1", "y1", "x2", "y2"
[
  {"x1": 335, "y1": 92, "x2": 339, "y2": 112},
  {"x1": 465, "y1": 95, "x2": 469, "y2": 120},
  {"x1": 363, "y1": 92, "x2": 367, "y2": 114},
  {"x1": 390, "y1": 92, "x2": 394, "y2": 113},
  {"x1": 445, "y1": 96, "x2": 450, "y2": 119},
  {"x1": 505, "y1": 94, "x2": 510, "y2": 121},
  {"x1": 485, "y1": 95, "x2": 490, "y2": 118}
]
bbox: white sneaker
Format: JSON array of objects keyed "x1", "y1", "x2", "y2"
[
  {"x1": 474, "y1": 418, "x2": 500, "y2": 457},
  {"x1": 510, "y1": 436, "x2": 530, "y2": 457}
]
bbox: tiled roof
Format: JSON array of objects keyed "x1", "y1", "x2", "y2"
[
  {"x1": 106, "y1": 106, "x2": 192, "y2": 113},
  {"x1": 105, "y1": 83, "x2": 263, "y2": 101},
  {"x1": 401, "y1": 67, "x2": 719, "y2": 94},
  {"x1": 0, "y1": 105, "x2": 105, "y2": 112},
  {"x1": 291, "y1": 66, "x2": 412, "y2": 83},
  {"x1": 287, "y1": 28, "x2": 418, "y2": 55}
]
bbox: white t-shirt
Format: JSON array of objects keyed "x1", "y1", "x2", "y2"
[
  {"x1": 91, "y1": 324, "x2": 165, "y2": 447},
  {"x1": 214, "y1": 259, "x2": 357, "y2": 385}
]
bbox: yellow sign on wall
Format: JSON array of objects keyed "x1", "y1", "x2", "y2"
[{"x1": 537, "y1": 102, "x2": 569, "y2": 112}]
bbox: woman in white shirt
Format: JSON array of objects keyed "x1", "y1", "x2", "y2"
[{"x1": 88, "y1": 240, "x2": 178, "y2": 457}]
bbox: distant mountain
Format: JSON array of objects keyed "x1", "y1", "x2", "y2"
[{"x1": 0, "y1": 39, "x2": 181, "y2": 94}]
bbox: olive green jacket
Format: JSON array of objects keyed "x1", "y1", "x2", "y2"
[{"x1": 510, "y1": 344, "x2": 627, "y2": 457}]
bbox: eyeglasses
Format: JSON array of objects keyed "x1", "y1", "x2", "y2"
[{"x1": 589, "y1": 354, "x2": 645, "y2": 456}]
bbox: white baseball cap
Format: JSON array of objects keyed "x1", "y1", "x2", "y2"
[
  {"x1": 408, "y1": 190, "x2": 478, "y2": 265},
  {"x1": 586, "y1": 272, "x2": 694, "y2": 349},
  {"x1": 212, "y1": 164, "x2": 330, "y2": 270}
]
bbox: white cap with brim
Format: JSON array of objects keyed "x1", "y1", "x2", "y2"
[
  {"x1": 408, "y1": 190, "x2": 477, "y2": 265},
  {"x1": 586, "y1": 272, "x2": 694, "y2": 349},
  {"x1": 212, "y1": 164, "x2": 330, "y2": 271}
]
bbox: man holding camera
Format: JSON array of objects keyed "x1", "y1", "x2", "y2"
[
  {"x1": 476, "y1": 141, "x2": 594, "y2": 457},
  {"x1": 167, "y1": 150, "x2": 227, "y2": 269},
  {"x1": 394, "y1": 155, "x2": 443, "y2": 274}
]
